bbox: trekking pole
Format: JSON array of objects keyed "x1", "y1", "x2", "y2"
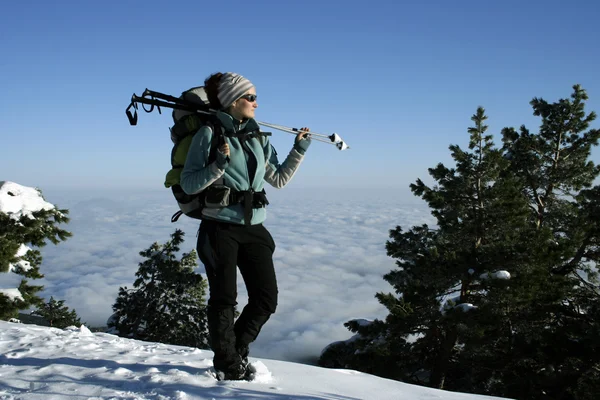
[
  {"x1": 126, "y1": 89, "x2": 214, "y2": 126},
  {"x1": 257, "y1": 121, "x2": 341, "y2": 142},
  {"x1": 126, "y1": 89, "x2": 350, "y2": 150},
  {"x1": 259, "y1": 124, "x2": 347, "y2": 150},
  {"x1": 256, "y1": 121, "x2": 350, "y2": 151}
]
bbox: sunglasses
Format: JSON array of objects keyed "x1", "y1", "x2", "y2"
[{"x1": 239, "y1": 94, "x2": 257, "y2": 102}]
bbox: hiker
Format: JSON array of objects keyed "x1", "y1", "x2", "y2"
[{"x1": 179, "y1": 72, "x2": 311, "y2": 380}]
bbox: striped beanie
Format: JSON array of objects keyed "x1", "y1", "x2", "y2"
[{"x1": 217, "y1": 72, "x2": 255, "y2": 109}]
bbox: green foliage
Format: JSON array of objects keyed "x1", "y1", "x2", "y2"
[
  {"x1": 321, "y1": 86, "x2": 600, "y2": 399},
  {"x1": 0, "y1": 187, "x2": 71, "y2": 320},
  {"x1": 502, "y1": 84, "x2": 600, "y2": 229},
  {"x1": 32, "y1": 296, "x2": 82, "y2": 328},
  {"x1": 108, "y1": 229, "x2": 209, "y2": 349},
  {"x1": 319, "y1": 319, "x2": 406, "y2": 380}
]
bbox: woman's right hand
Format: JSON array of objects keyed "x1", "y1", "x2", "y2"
[{"x1": 219, "y1": 143, "x2": 230, "y2": 157}]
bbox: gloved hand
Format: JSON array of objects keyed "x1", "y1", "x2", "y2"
[
  {"x1": 216, "y1": 143, "x2": 230, "y2": 169},
  {"x1": 294, "y1": 127, "x2": 311, "y2": 155}
]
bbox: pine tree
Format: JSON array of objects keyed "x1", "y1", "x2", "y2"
[
  {"x1": 321, "y1": 86, "x2": 600, "y2": 400},
  {"x1": 32, "y1": 296, "x2": 82, "y2": 328},
  {"x1": 392, "y1": 107, "x2": 533, "y2": 389},
  {"x1": 484, "y1": 85, "x2": 600, "y2": 399},
  {"x1": 0, "y1": 184, "x2": 71, "y2": 320},
  {"x1": 321, "y1": 107, "x2": 532, "y2": 387},
  {"x1": 108, "y1": 229, "x2": 210, "y2": 349}
]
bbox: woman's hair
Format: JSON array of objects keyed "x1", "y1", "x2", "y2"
[{"x1": 204, "y1": 72, "x2": 224, "y2": 110}]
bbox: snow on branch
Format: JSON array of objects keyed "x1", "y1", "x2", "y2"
[{"x1": 0, "y1": 181, "x2": 55, "y2": 219}]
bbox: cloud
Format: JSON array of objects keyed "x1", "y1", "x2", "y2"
[{"x1": 34, "y1": 186, "x2": 434, "y2": 364}]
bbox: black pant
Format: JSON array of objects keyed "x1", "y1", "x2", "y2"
[{"x1": 197, "y1": 219, "x2": 278, "y2": 370}]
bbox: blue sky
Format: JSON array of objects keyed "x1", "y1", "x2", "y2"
[{"x1": 1, "y1": 0, "x2": 599, "y2": 193}]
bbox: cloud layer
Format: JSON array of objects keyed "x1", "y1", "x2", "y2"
[{"x1": 36, "y1": 187, "x2": 434, "y2": 364}]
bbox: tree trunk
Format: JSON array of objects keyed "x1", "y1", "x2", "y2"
[{"x1": 430, "y1": 327, "x2": 458, "y2": 389}]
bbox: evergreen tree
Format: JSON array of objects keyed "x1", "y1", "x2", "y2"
[
  {"x1": 321, "y1": 86, "x2": 600, "y2": 399},
  {"x1": 108, "y1": 229, "x2": 210, "y2": 349},
  {"x1": 32, "y1": 296, "x2": 82, "y2": 328},
  {"x1": 484, "y1": 85, "x2": 600, "y2": 399},
  {"x1": 322, "y1": 107, "x2": 531, "y2": 387},
  {"x1": 0, "y1": 184, "x2": 71, "y2": 320}
]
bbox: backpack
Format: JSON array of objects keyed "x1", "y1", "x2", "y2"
[
  {"x1": 164, "y1": 86, "x2": 271, "y2": 223},
  {"x1": 164, "y1": 86, "x2": 224, "y2": 222}
]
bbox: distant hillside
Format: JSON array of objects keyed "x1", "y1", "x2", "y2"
[
  {"x1": 17, "y1": 312, "x2": 49, "y2": 326},
  {"x1": 16, "y1": 313, "x2": 107, "y2": 332}
]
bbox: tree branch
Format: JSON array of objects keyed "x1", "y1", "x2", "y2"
[{"x1": 553, "y1": 235, "x2": 592, "y2": 275}]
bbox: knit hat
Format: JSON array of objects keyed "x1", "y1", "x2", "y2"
[{"x1": 217, "y1": 72, "x2": 255, "y2": 109}]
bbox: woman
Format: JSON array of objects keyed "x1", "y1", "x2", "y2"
[{"x1": 180, "y1": 72, "x2": 311, "y2": 380}]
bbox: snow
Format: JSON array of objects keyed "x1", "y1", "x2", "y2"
[
  {"x1": 492, "y1": 271, "x2": 511, "y2": 280},
  {"x1": 8, "y1": 244, "x2": 32, "y2": 273},
  {"x1": 441, "y1": 292, "x2": 478, "y2": 313},
  {"x1": 0, "y1": 182, "x2": 50, "y2": 301},
  {"x1": 0, "y1": 288, "x2": 23, "y2": 301},
  {"x1": 455, "y1": 303, "x2": 477, "y2": 312},
  {"x1": 0, "y1": 181, "x2": 55, "y2": 219},
  {"x1": 479, "y1": 271, "x2": 511, "y2": 280},
  {"x1": 0, "y1": 320, "x2": 509, "y2": 400}
]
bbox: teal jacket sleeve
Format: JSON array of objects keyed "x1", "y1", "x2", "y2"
[{"x1": 180, "y1": 126, "x2": 228, "y2": 195}]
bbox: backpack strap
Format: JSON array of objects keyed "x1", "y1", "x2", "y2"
[
  {"x1": 170, "y1": 115, "x2": 224, "y2": 169},
  {"x1": 171, "y1": 114, "x2": 203, "y2": 141},
  {"x1": 224, "y1": 129, "x2": 271, "y2": 142},
  {"x1": 227, "y1": 189, "x2": 269, "y2": 226},
  {"x1": 205, "y1": 117, "x2": 224, "y2": 166}
]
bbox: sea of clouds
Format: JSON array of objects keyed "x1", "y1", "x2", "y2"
[{"x1": 35, "y1": 186, "x2": 434, "y2": 364}]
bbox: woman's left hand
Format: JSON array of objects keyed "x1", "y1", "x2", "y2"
[
  {"x1": 295, "y1": 127, "x2": 311, "y2": 144},
  {"x1": 294, "y1": 127, "x2": 312, "y2": 154}
]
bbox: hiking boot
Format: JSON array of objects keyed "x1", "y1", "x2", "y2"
[
  {"x1": 237, "y1": 344, "x2": 250, "y2": 368},
  {"x1": 213, "y1": 349, "x2": 248, "y2": 381},
  {"x1": 214, "y1": 362, "x2": 248, "y2": 381}
]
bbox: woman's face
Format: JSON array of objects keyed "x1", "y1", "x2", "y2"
[{"x1": 229, "y1": 87, "x2": 258, "y2": 120}]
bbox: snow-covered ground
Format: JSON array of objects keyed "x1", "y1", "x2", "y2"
[{"x1": 0, "y1": 321, "x2": 509, "y2": 400}]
